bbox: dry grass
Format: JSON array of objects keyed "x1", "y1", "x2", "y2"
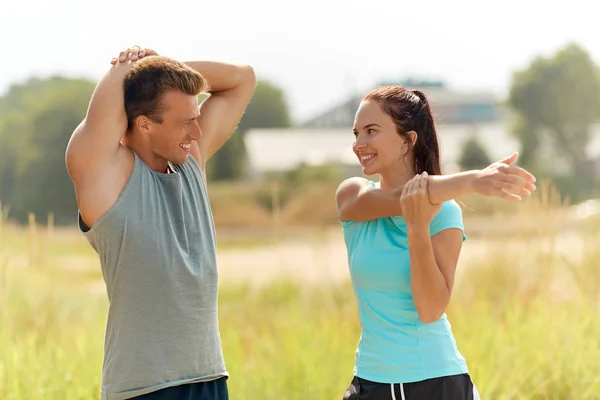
[{"x1": 1, "y1": 183, "x2": 600, "y2": 399}]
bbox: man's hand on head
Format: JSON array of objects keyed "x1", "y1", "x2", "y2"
[{"x1": 110, "y1": 46, "x2": 159, "y2": 65}]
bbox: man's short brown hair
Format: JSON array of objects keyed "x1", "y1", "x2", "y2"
[{"x1": 124, "y1": 56, "x2": 208, "y2": 130}]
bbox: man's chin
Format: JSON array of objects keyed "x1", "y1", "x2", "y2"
[{"x1": 170, "y1": 154, "x2": 189, "y2": 165}]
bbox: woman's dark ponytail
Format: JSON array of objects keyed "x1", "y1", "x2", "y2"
[
  {"x1": 411, "y1": 90, "x2": 442, "y2": 175},
  {"x1": 363, "y1": 86, "x2": 442, "y2": 176}
]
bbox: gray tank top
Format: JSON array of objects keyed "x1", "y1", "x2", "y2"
[{"x1": 79, "y1": 152, "x2": 227, "y2": 400}]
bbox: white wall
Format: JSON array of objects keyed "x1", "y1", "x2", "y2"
[{"x1": 244, "y1": 123, "x2": 600, "y2": 177}]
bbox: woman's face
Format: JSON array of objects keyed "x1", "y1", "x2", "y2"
[{"x1": 352, "y1": 100, "x2": 415, "y2": 177}]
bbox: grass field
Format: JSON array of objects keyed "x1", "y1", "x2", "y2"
[{"x1": 2, "y1": 183, "x2": 600, "y2": 399}]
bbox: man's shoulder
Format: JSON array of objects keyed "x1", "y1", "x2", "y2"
[{"x1": 74, "y1": 147, "x2": 136, "y2": 229}]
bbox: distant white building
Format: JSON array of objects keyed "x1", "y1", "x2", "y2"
[
  {"x1": 244, "y1": 128, "x2": 357, "y2": 178},
  {"x1": 244, "y1": 123, "x2": 521, "y2": 179},
  {"x1": 243, "y1": 79, "x2": 600, "y2": 179}
]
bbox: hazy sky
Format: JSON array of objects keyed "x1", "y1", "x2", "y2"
[{"x1": 1, "y1": 0, "x2": 597, "y2": 123}]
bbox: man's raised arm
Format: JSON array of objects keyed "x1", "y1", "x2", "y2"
[
  {"x1": 65, "y1": 47, "x2": 145, "y2": 181},
  {"x1": 184, "y1": 61, "x2": 256, "y2": 166}
]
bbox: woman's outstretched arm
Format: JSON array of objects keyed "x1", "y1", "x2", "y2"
[{"x1": 336, "y1": 152, "x2": 536, "y2": 222}]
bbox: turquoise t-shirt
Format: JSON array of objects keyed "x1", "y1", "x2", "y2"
[{"x1": 340, "y1": 181, "x2": 469, "y2": 384}]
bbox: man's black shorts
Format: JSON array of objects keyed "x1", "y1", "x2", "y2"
[{"x1": 132, "y1": 377, "x2": 229, "y2": 400}]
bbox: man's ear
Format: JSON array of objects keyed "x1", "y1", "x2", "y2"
[{"x1": 135, "y1": 115, "x2": 152, "y2": 136}]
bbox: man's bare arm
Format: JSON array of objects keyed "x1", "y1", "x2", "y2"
[
  {"x1": 184, "y1": 61, "x2": 256, "y2": 167},
  {"x1": 65, "y1": 47, "x2": 143, "y2": 182}
]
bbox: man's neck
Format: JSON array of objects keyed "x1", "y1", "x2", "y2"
[{"x1": 122, "y1": 136, "x2": 170, "y2": 174}]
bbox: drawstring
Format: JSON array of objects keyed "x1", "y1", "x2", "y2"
[{"x1": 390, "y1": 383, "x2": 406, "y2": 400}]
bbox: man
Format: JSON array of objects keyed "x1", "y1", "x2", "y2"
[{"x1": 65, "y1": 45, "x2": 256, "y2": 400}]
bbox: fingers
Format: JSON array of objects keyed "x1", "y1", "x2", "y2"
[
  {"x1": 119, "y1": 47, "x2": 130, "y2": 62},
  {"x1": 110, "y1": 47, "x2": 131, "y2": 65},
  {"x1": 405, "y1": 176, "x2": 415, "y2": 197},
  {"x1": 503, "y1": 165, "x2": 537, "y2": 184},
  {"x1": 494, "y1": 179, "x2": 529, "y2": 198},
  {"x1": 491, "y1": 165, "x2": 542, "y2": 200},
  {"x1": 494, "y1": 166, "x2": 537, "y2": 197},
  {"x1": 408, "y1": 174, "x2": 421, "y2": 197},
  {"x1": 421, "y1": 171, "x2": 434, "y2": 204},
  {"x1": 130, "y1": 47, "x2": 139, "y2": 61},
  {"x1": 141, "y1": 47, "x2": 158, "y2": 56},
  {"x1": 421, "y1": 171, "x2": 429, "y2": 192},
  {"x1": 402, "y1": 173, "x2": 427, "y2": 199},
  {"x1": 129, "y1": 45, "x2": 144, "y2": 61},
  {"x1": 110, "y1": 45, "x2": 148, "y2": 65},
  {"x1": 401, "y1": 174, "x2": 418, "y2": 199},
  {"x1": 496, "y1": 152, "x2": 519, "y2": 166},
  {"x1": 416, "y1": 172, "x2": 430, "y2": 196},
  {"x1": 492, "y1": 187, "x2": 522, "y2": 201},
  {"x1": 401, "y1": 176, "x2": 411, "y2": 199},
  {"x1": 491, "y1": 154, "x2": 536, "y2": 185}
]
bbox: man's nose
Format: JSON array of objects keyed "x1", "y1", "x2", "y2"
[{"x1": 190, "y1": 122, "x2": 202, "y2": 141}]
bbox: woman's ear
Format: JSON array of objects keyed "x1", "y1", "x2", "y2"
[{"x1": 406, "y1": 130, "x2": 418, "y2": 146}]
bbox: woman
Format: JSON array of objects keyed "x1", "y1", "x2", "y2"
[{"x1": 336, "y1": 85, "x2": 537, "y2": 400}]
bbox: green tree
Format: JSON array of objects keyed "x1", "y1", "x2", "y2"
[
  {"x1": 458, "y1": 135, "x2": 492, "y2": 170},
  {"x1": 0, "y1": 76, "x2": 293, "y2": 223},
  {"x1": 236, "y1": 80, "x2": 291, "y2": 132},
  {"x1": 207, "y1": 79, "x2": 292, "y2": 181},
  {"x1": 0, "y1": 76, "x2": 95, "y2": 224},
  {"x1": 507, "y1": 43, "x2": 600, "y2": 179}
]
